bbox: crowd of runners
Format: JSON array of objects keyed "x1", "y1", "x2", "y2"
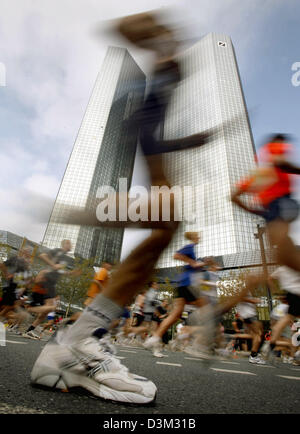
[{"x1": 1, "y1": 10, "x2": 300, "y2": 404}]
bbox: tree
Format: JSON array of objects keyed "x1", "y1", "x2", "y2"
[
  {"x1": 158, "y1": 277, "x2": 177, "y2": 300},
  {"x1": 217, "y1": 268, "x2": 280, "y2": 323},
  {"x1": 55, "y1": 258, "x2": 95, "y2": 314}
]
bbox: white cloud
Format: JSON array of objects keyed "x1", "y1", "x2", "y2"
[{"x1": 23, "y1": 174, "x2": 60, "y2": 198}]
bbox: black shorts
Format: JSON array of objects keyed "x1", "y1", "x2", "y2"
[
  {"x1": 143, "y1": 312, "x2": 154, "y2": 322},
  {"x1": 176, "y1": 286, "x2": 197, "y2": 303},
  {"x1": 2, "y1": 289, "x2": 17, "y2": 306},
  {"x1": 132, "y1": 314, "x2": 144, "y2": 327},
  {"x1": 44, "y1": 287, "x2": 57, "y2": 299},
  {"x1": 30, "y1": 292, "x2": 45, "y2": 307},
  {"x1": 243, "y1": 316, "x2": 258, "y2": 325},
  {"x1": 258, "y1": 195, "x2": 299, "y2": 223},
  {"x1": 287, "y1": 293, "x2": 300, "y2": 317}
]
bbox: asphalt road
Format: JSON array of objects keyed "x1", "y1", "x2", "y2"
[{"x1": 0, "y1": 333, "x2": 299, "y2": 415}]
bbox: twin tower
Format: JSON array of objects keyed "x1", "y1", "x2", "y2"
[{"x1": 43, "y1": 34, "x2": 259, "y2": 268}]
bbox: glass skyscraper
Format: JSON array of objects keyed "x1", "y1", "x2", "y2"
[
  {"x1": 157, "y1": 33, "x2": 261, "y2": 269},
  {"x1": 43, "y1": 47, "x2": 146, "y2": 264}
]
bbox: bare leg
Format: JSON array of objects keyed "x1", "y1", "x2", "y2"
[
  {"x1": 101, "y1": 225, "x2": 178, "y2": 306},
  {"x1": 152, "y1": 298, "x2": 186, "y2": 339},
  {"x1": 267, "y1": 220, "x2": 300, "y2": 272},
  {"x1": 28, "y1": 299, "x2": 57, "y2": 329},
  {"x1": 65, "y1": 223, "x2": 179, "y2": 343},
  {"x1": 0, "y1": 305, "x2": 15, "y2": 319},
  {"x1": 271, "y1": 313, "x2": 294, "y2": 344},
  {"x1": 246, "y1": 322, "x2": 263, "y2": 353}
]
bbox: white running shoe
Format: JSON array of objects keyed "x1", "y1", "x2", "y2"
[
  {"x1": 184, "y1": 344, "x2": 211, "y2": 360},
  {"x1": 260, "y1": 341, "x2": 271, "y2": 358},
  {"x1": 143, "y1": 335, "x2": 161, "y2": 350},
  {"x1": 8, "y1": 324, "x2": 22, "y2": 333},
  {"x1": 153, "y1": 349, "x2": 164, "y2": 358},
  {"x1": 215, "y1": 348, "x2": 231, "y2": 359},
  {"x1": 23, "y1": 330, "x2": 40, "y2": 340},
  {"x1": 248, "y1": 354, "x2": 266, "y2": 365},
  {"x1": 31, "y1": 336, "x2": 157, "y2": 404},
  {"x1": 13, "y1": 328, "x2": 22, "y2": 336},
  {"x1": 282, "y1": 356, "x2": 294, "y2": 364}
]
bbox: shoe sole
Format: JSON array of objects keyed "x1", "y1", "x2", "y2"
[
  {"x1": 31, "y1": 380, "x2": 157, "y2": 406},
  {"x1": 22, "y1": 335, "x2": 40, "y2": 340},
  {"x1": 31, "y1": 371, "x2": 157, "y2": 405},
  {"x1": 22, "y1": 335, "x2": 40, "y2": 341}
]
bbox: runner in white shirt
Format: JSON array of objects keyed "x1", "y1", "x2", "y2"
[
  {"x1": 267, "y1": 266, "x2": 300, "y2": 361},
  {"x1": 236, "y1": 293, "x2": 266, "y2": 364}
]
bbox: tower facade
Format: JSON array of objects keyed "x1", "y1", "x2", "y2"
[
  {"x1": 43, "y1": 47, "x2": 146, "y2": 263},
  {"x1": 158, "y1": 33, "x2": 260, "y2": 269}
]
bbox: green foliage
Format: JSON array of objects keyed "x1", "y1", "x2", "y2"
[
  {"x1": 218, "y1": 269, "x2": 249, "y2": 300},
  {"x1": 55, "y1": 258, "x2": 95, "y2": 309},
  {"x1": 157, "y1": 277, "x2": 176, "y2": 300}
]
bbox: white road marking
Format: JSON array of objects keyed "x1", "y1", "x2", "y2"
[
  {"x1": 251, "y1": 364, "x2": 275, "y2": 368},
  {"x1": 119, "y1": 350, "x2": 137, "y2": 353},
  {"x1": 277, "y1": 375, "x2": 300, "y2": 381},
  {"x1": 0, "y1": 340, "x2": 27, "y2": 345},
  {"x1": 122, "y1": 345, "x2": 141, "y2": 350},
  {"x1": 184, "y1": 357, "x2": 203, "y2": 361},
  {"x1": 156, "y1": 362, "x2": 182, "y2": 367},
  {"x1": 210, "y1": 368, "x2": 256, "y2": 375},
  {"x1": 220, "y1": 361, "x2": 240, "y2": 365},
  {"x1": 115, "y1": 356, "x2": 125, "y2": 359}
]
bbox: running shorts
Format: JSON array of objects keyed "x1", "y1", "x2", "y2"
[
  {"x1": 243, "y1": 316, "x2": 259, "y2": 324},
  {"x1": 30, "y1": 292, "x2": 45, "y2": 307},
  {"x1": 143, "y1": 312, "x2": 154, "y2": 322},
  {"x1": 132, "y1": 314, "x2": 144, "y2": 327},
  {"x1": 258, "y1": 195, "x2": 299, "y2": 223},
  {"x1": 2, "y1": 287, "x2": 17, "y2": 306},
  {"x1": 287, "y1": 293, "x2": 300, "y2": 317},
  {"x1": 176, "y1": 285, "x2": 197, "y2": 303},
  {"x1": 44, "y1": 287, "x2": 57, "y2": 299}
]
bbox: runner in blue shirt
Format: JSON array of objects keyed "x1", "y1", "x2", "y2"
[{"x1": 144, "y1": 232, "x2": 207, "y2": 356}]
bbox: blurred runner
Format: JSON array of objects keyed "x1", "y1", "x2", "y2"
[
  {"x1": 232, "y1": 134, "x2": 300, "y2": 272},
  {"x1": 0, "y1": 248, "x2": 33, "y2": 323},
  {"x1": 31, "y1": 11, "x2": 245, "y2": 404},
  {"x1": 23, "y1": 240, "x2": 80, "y2": 339},
  {"x1": 236, "y1": 292, "x2": 266, "y2": 364},
  {"x1": 144, "y1": 232, "x2": 208, "y2": 355},
  {"x1": 265, "y1": 266, "x2": 300, "y2": 363}
]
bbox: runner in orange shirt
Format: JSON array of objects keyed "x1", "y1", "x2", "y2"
[
  {"x1": 84, "y1": 262, "x2": 112, "y2": 306},
  {"x1": 231, "y1": 134, "x2": 300, "y2": 271}
]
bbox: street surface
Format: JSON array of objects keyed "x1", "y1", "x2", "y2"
[{"x1": 1, "y1": 333, "x2": 299, "y2": 414}]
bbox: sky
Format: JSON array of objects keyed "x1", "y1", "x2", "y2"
[{"x1": 0, "y1": 0, "x2": 299, "y2": 258}]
